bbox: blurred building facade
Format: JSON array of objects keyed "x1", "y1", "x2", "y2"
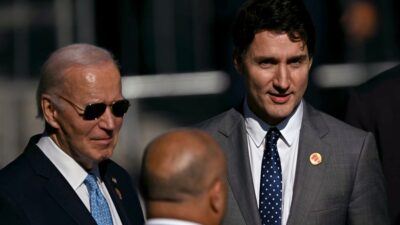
[{"x1": 0, "y1": 0, "x2": 399, "y2": 173}]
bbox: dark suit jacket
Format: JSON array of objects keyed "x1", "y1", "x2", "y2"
[
  {"x1": 345, "y1": 64, "x2": 400, "y2": 225},
  {"x1": 198, "y1": 102, "x2": 389, "y2": 225},
  {"x1": 0, "y1": 135, "x2": 144, "y2": 225}
]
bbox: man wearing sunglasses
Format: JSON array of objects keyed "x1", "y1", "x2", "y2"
[{"x1": 0, "y1": 43, "x2": 144, "y2": 225}]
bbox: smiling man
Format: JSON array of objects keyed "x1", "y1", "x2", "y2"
[
  {"x1": 0, "y1": 44, "x2": 144, "y2": 225},
  {"x1": 198, "y1": 0, "x2": 389, "y2": 225}
]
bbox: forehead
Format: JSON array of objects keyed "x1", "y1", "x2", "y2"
[
  {"x1": 62, "y1": 61, "x2": 122, "y2": 99},
  {"x1": 246, "y1": 30, "x2": 308, "y2": 57}
]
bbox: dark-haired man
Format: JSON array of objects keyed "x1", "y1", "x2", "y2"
[{"x1": 198, "y1": 0, "x2": 389, "y2": 224}]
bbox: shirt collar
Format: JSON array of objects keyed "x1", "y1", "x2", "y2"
[
  {"x1": 36, "y1": 135, "x2": 93, "y2": 190},
  {"x1": 244, "y1": 99, "x2": 303, "y2": 147},
  {"x1": 146, "y1": 218, "x2": 202, "y2": 225}
]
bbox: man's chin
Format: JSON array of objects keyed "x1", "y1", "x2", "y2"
[
  {"x1": 99, "y1": 151, "x2": 114, "y2": 161},
  {"x1": 91, "y1": 149, "x2": 114, "y2": 163}
]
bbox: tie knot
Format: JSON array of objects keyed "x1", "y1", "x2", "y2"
[
  {"x1": 267, "y1": 127, "x2": 280, "y2": 144},
  {"x1": 84, "y1": 174, "x2": 99, "y2": 191}
]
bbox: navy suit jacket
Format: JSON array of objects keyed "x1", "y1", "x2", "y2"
[
  {"x1": 346, "y1": 64, "x2": 400, "y2": 224},
  {"x1": 0, "y1": 135, "x2": 144, "y2": 225}
]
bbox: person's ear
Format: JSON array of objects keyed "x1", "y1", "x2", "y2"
[
  {"x1": 233, "y1": 50, "x2": 244, "y2": 75},
  {"x1": 42, "y1": 94, "x2": 61, "y2": 129},
  {"x1": 209, "y1": 179, "x2": 227, "y2": 214}
]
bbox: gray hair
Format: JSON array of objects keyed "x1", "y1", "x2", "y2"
[{"x1": 36, "y1": 43, "x2": 118, "y2": 118}]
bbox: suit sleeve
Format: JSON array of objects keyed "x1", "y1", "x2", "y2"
[{"x1": 347, "y1": 133, "x2": 389, "y2": 225}]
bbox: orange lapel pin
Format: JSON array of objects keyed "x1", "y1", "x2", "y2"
[{"x1": 310, "y1": 152, "x2": 322, "y2": 165}]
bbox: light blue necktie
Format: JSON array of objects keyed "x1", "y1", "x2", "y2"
[
  {"x1": 259, "y1": 127, "x2": 282, "y2": 225},
  {"x1": 84, "y1": 174, "x2": 113, "y2": 225}
]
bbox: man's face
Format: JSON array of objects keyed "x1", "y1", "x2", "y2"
[
  {"x1": 237, "y1": 30, "x2": 312, "y2": 125},
  {"x1": 50, "y1": 61, "x2": 125, "y2": 169}
]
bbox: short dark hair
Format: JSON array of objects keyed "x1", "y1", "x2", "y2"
[{"x1": 232, "y1": 0, "x2": 316, "y2": 61}]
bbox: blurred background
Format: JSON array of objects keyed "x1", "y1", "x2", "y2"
[{"x1": 0, "y1": 0, "x2": 399, "y2": 177}]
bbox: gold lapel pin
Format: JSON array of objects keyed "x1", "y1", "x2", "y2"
[
  {"x1": 310, "y1": 152, "x2": 322, "y2": 165},
  {"x1": 115, "y1": 188, "x2": 123, "y2": 200}
]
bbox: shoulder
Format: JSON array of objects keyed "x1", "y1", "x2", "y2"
[
  {"x1": 304, "y1": 103, "x2": 369, "y2": 139},
  {"x1": 0, "y1": 153, "x2": 33, "y2": 189},
  {"x1": 0, "y1": 149, "x2": 48, "y2": 211},
  {"x1": 354, "y1": 64, "x2": 400, "y2": 95},
  {"x1": 196, "y1": 107, "x2": 244, "y2": 133},
  {"x1": 0, "y1": 135, "x2": 57, "y2": 190},
  {"x1": 0, "y1": 135, "x2": 44, "y2": 185},
  {"x1": 304, "y1": 104, "x2": 379, "y2": 168}
]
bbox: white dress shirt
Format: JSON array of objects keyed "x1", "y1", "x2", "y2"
[
  {"x1": 145, "y1": 218, "x2": 201, "y2": 225},
  {"x1": 37, "y1": 135, "x2": 123, "y2": 225},
  {"x1": 244, "y1": 100, "x2": 303, "y2": 225}
]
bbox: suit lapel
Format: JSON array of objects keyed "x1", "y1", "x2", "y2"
[
  {"x1": 102, "y1": 171, "x2": 132, "y2": 225},
  {"x1": 25, "y1": 139, "x2": 96, "y2": 225},
  {"x1": 45, "y1": 175, "x2": 96, "y2": 225},
  {"x1": 287, "y1": 103, "x2": 331, "y2": 225},
  {"x1": 219, "y1": 109, "x2": 262, "y2": 225}
]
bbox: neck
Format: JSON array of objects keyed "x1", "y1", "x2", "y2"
[
  {"x1": 49, "y1": 133, "x2": 95, "y2": 170},
  {"x1": 146, "y1": 201, "x2": 210, "y2": 225}
]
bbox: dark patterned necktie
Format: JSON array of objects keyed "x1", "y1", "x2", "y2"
[
  {"x1": 84, "y1": 174, "x2": 113, "y2": 225},
  {"x1": 259, "y1": 127, "x2": 282, "y2": 225}
]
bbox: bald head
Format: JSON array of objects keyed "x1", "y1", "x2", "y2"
[
  {"x1": 140, "y1": 128, "x2": 226, "y2": 202},
  {"x1": 36, "y1": 43, "x2": 118, "y2": 118}
]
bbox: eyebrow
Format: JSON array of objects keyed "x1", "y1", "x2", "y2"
[
  {"x1": 254, "y1": 54, "x2": 308, "y2": 64},
  {"x1": 287, "y1": 54, "x2": 308, "y2": 63},
  {"x1": 254, "y1": 56, "x2": 279, "y2": 64}
]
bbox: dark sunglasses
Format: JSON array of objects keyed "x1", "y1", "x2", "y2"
[{"x1": 57, "y1": 95, "x2": 130, "y2": 120}]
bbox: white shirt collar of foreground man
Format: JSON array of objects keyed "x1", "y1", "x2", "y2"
[{"x1": 145, "y1": 218, "x2": 202, "y2": 225}]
